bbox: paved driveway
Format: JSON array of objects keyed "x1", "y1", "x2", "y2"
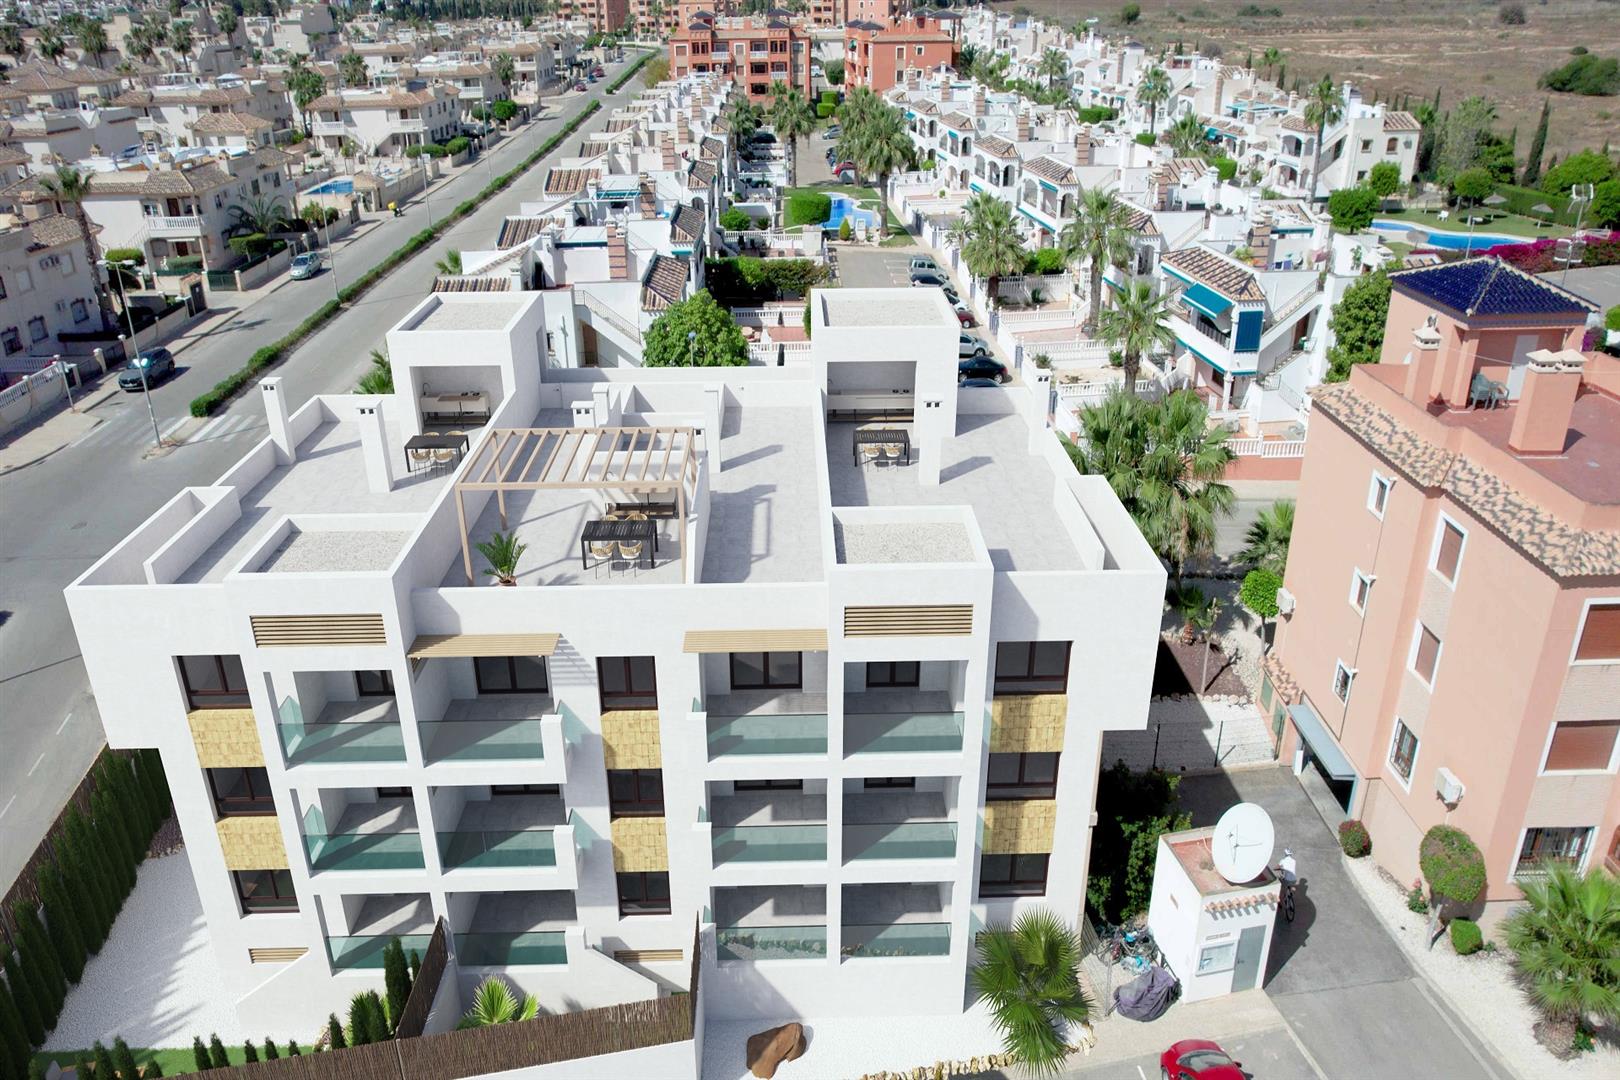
[{"x1": 1176, "y1": 768, "x2": 1512, "y2": 1080}]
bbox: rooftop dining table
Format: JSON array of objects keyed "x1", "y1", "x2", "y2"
[
  {"x1": 403, "y1": 432, "x2": 469, "y2": 472},
  {"x1": 580, "y1": 516, "x2": 659, "y2": 570},
  {"x1": 852, "y1": 427, "x2": 910, "y2": 466}
]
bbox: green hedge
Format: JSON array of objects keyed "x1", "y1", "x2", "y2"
[
  {"x1": 606, "y1": 51, "x2": 652, "y2": 94},
  {"x1": 785, "y1": 192, "x2": 833, "y2": 227},
  {"x1": 190, "y1": 99, "x2": 606, "y2": 417},
  {"x1": 816, "y1": 101, "x2": 835, "y2": 118},
  {"x1": 1449, "y1": 918, "x2": 1483, "y2": 956},
  {"x1": 445, "y1": 135, "x2": 470, "y2": 155}
]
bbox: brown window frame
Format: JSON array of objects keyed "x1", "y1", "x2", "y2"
[
  {"x1": 598, "y1": 656, "x2": 657, "y2": 708},
  {"x1": 1542, "y1": 720, "x2": 1620, "y2": 773},
  {"x1": 608, "y1": 768, "x2": 665, "y2": 818},
  {"x1": 862, "y1": 777, "x2": 915, "y2": 789},
  {"x1": 475, "y1": 655, "x2": 550, "y2": 694},
  {"x1": 733, "y1": 778, "x2": 803, "y2": 791},
  {"x1": 617, "y1": 870, "x2": 671, "y2": 916},
  {"x1": 492, "y1": 784, "x2": 560, "y2": 796},
  {"x1": 993, "y1": 641, "x2": 1071, "y2": 694},
  {"x1": 729, "y1": 651, "x2": 802, "y2": 691},
  {"x1": 979, "y1": 853, "x2": 1050, "y2": 897},
  {"x1": 1389, "y1": 721, "x2": 1418, "y2": 781},
  {"x1": 865, "y1": 661, "x2": 920, "y2": 688},
  {"x1": 985, "y1": 752, "x2": 1060, "y2": 800},
  {"x1": 1575, "y1": 603, "x2": 1620, "y2": 663},
  {"x1": 232, "y1": 869, "x2": 298, "y2": 914},
  {"x1": 355, "y1": 670, "x2": 394, "y2": 697},
  {"x1": 1411, "y1": 623, "x2": 1442, "y2": 686},
  {"x1": 1432, "y1": 518, "x2": 1465, "y2": 585},
  {"x1": 207, "y1": 767, "x2": 276, "y2": 816},
  {"x1": 179, "y1": 655, "x2": 250, "y2": 710},
  {"x1": 1517, "y1": 826, "x2": 1593, "y2": 874}
]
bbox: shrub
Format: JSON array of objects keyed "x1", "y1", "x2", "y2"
[
  {"x1": 1540, "y1": 149, "x2": 1617, "y2": 195},
  {"x1": 784, "y1": 191, "x2": 832, "y2": 227},
  {"x1": 327, "y1": 1014, "x2": 347, "y2": 1050},
  {"x1": 1134, "y1": 132, "x2": 1157, "y2": 147},
  {"x1": 93, "y1": 1043, "x2": 116, "y2": 1079},
  {"x1": 816, "y1": 100, "x2": 835, "y2": 119},
  {"x1": 112, "y1": 1039, "x2": 140, "y2": 1078},
  {"x1": 1450, "y1": 918, "x2": 1484, "y2": 955},
  {"x1": 1407, "y1": 881, "x2": 1428, "y2": 913},
  {"x1": 103, "y1": 247, "x2": 144, "y2": 266},
  {"x1": 287, "y1": 1039, "x2": 301, "y2": 1056},
  {"x1": 1608, "y1": 306, "x2": 1620, "y2": 332},
  {"x1": 383, "y1": 936, "x2": 412, "y2": 1033},
  {"x1": 1086, "y1": 761, "x2": 1192, "y2": 922},
  {"x1": 1024, "y1": 246, "x2": 1067, "y2": 275},
  {"x1": 1212, "y1": 155, "x2": 1238, "y2": 182},
  {"x1": 165, "y1": 255, "x2": 204, "y2": 273},
  {"x1": 228, "y1": 232, "x2": 273, "y2": 259},
  {"x1": 445, "y1": 135, "x2": 471, "y2": 155},
  {"x1": 491, "y1": 99, "x2": 519, "y2": 121},
  {"x1": 405, "y1": 142, "x2": 449, "y2": 158},
  {"x1": 3, "y1": 946, "x2": 44, "y2": 1046},
  {"x1": 1120, "y1": 2, "x2": 1141, "y2": 24},
  {"x1": 719, "y1": 207, "x2": 755, "y2": 231},
  {"x1": 838, "y1": 217, "x2": 852, "y2": 241},
  {"x1": 1338, "y1": 819, "x2": 1371, "y2": 858},
  {"x1": 1239, "y1": 568, "x2": 1282, "y2": 622},
  {"x1": 1327, "y1": 185, "x2": 1379, "y2": 232},
  {"x1": 1076, "y1": 105, "x2": 1117, "y2": 124},
  {"x1": 209, "y1": 1033, "x2": 229, "y2": 1069},
  {"x1": 192, "y1": 1035, "x2": 211, "y2": 1071},
  {"x1": 1538, "y1": 54, "x2": 1620, "y2": 96},
  {"x1": 243, "y1": 1040, "x2": 259, "y2": 1063},
  {"x1": 263, "y1": 1038, "x2": 279, "y2": 1059},
  {"x1": 1498, "y1": 2, "x2": 1526, "y2": 25},
  {"x1": 1420, "y1": 825, "x2": 1487, "y2": 909}
]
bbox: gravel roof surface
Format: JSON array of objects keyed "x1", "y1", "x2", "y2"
[
  {"x1": 259, "y1": 529, "x2": 411, "y2": 573},
  {"x1": 835, "y1": 521, "x2": 973, "y2": 564}
]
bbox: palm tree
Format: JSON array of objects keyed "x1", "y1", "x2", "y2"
[
  {"x1": 229, "y1": 194, "x2": 291, "y2": 237},
  {"x1": 1096, "y1": 281, "x2": 1174, "y2": 395},
  {"x1": 1503, "y1": 865, "x2": 1620, "y2": 1035},
  {"x1": 287, "y1": 59, "x2": 326, "y2": 136},
  {"x1": 0, "y1": 25, "x2": 22, "y2": 62},
  {"x1": 492, "y1": 52, "x2": 516, "y2": 99},
  {"x1": 1166, "y1": 112, "x2": 1208, "y2": 158},
  {"x1": 1037, "y1": 47, "x2": 1068, "y2": 92},
  {"x1": 38, "y1": 166, "x2": 114, "y2": 331},
  {"x1": 356, "y1": 348, "x2": 393, "y2": 394},
  {"x1": 1261, "y1": 46, "x2": 1281, "y2": 79},
  {"x1": 125, "y1": 27, "x2": 157, "y2": 65},
  {"x1": 1139, "y1": 391, "x2": 1237, "y2": 586},
  {"x1": 768, "y1": 87, "x2": 814, "y2": 186},
  {"x1": 77, "y1": 23, "x2": 109, "y2": 67},
  {"x1": 169, "y1": 22, "x2": 195, "y2": 71},
  {"x1": 339, "y1": 52, "x2": 368, "y2": 89},
  {"x1": 36, "y1": 26, "x2": 66, "y2": 62},
  {"x1": 957, "y1": 191, "x2": 1023, "y2": 297},
  {"x1": 727, "y1": 98, "x2": 762, "y2": 149},
  {"x1": 1303, "y1": 75, "x2": 1344, "y2": 202},
  {"x1": 1136, "y1": 64, "x2": 1171, "y2": 136},
  {"x1": 1191, "y1": 593, "x2": 1223, "y2": 692},
  {"x1": 1058, "y1": 188, "x2": 1133, "y2": 333},
  {"x1": 971, "y1": 910, "x2": 1091, "y2": 1076},
  {"x1": 456, "y1": 976, "x2": 539, "y2": 1027},
  {"x1": 1239, "y1": 499, "x2": 1294, "y2": 573},
  {"x1": 435, "y1": 249, "x2": 463, "y2": 275},
  {"x1": 846, "y1": 104, "x2": 913, "y2": 237}
]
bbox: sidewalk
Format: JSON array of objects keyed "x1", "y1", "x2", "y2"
[{"x1": 1075, "y1": 989, "x2": 1293, "y2": 1072}]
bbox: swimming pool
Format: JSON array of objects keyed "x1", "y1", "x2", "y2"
[
  {"x1": 1372, "y1": 221, "x2": 1518, "y2": 251},
  {"x1": 823, "y1": 194, "x2": 878, "y2": 232},
  {"x1": 305, "y1": 178, "x2": 355, "y2": 196}
]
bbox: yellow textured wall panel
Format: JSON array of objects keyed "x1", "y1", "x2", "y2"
[
  {"x1": 988, "y1": 695, "x2": 1068, "y2": 753},
  {"x1": 983, "y1": 801, "x2": 1057, "y2": 854},
  {"x1": 611, "y1": 816, "x2": 669, "y2": 872},
  {"x1": 601, "y1": 710, "x2": 662, "y2": 769},
  {"x1": 217, "y1": 816, "x2": 290, "y2": 871},
  {"x1": 188, "y1": 709, "x2": 265, "y2": 768}
]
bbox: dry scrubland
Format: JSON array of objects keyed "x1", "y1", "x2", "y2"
[{"x1": 996, "y1": 0, "x2": 1620, "y2": 157}]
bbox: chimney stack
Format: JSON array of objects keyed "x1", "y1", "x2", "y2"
[
  {"x1": 638, "y1": 173, "x2": 656, "y2": 217},
  {"x1": 1149, "y1": 167, "x2": 1169, "y2": 211},
  {"x1": 974, "y1": 87, "x2": 986, "y2": 117},
  {"x1": 607, "y1": 223, "x2": 630, "y2": 281},
  {"x1": 1402, "y1": 321, "x2": 1442, "y2": 403},
  {"x1": 1213, "y1": 72, "x2": 1225, "y2": 116},
  {"x1": 1016, "y1": 109, "x2": 1031, "y2": 142},
  {"x1": 1074, "y1": 129, "x2": 1093, "y2": 166},
  {"x1": 661, "y1": 131, "x2": 676, "y2": 170},
  {"x1": 1509, "y1": 349, "x2": 1585, "y2": 455},
  {"x1": 355, "y1": 399, "x2": 395, "y2": 494},
  {"x1": 675, "y1": 113, "x2": 690, "y2": 143},
  {"x1": 1248, "y1": 213, "x2": 1273, "y2": 267},
  {"x1": 261, "y1": 377, "x2": 294, "y2": 463}
]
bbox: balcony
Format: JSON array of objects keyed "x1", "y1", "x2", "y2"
[
  {"x1": 278, "y1": 696, "x2": 405, "y2": 766},
  {"x1": 421, "y1": 694, "x2": 558, "y2": 764},
  {"x1": 843, "y1": 786, "x2": 957, "y2": 863},
  {"x1": 840, "y1": 882, "x2": 952, "y2": 960},
  {"x1": 437, "y1": 792, "x2": 569, "y2": 871},
  {"x1": 394, "y1": 118, "x2": 426, "y2": 133},
  {"x1": 325, "y1": 893, "x2": 433, "y2": 970},
  {"x1": 452, "y1": 890, "x2": 574, "y2": 966},
  {"x1": 714, "y1": 885, "x2": 827, "y2": 963},
  {"x1": 706, "y1": 690, "x2": 828, "y2": 759},
  {"x1": 303, "y1": 797, "x2": 425, "y2": 873},
  {"x1": 710, "y1": 788, "x2": 827, "y2": 865},
  {"x1": 313, "y1": 119, "x2": 348, "y2": 136},
  {"x1": 144, "y1": 215, "x2": 205, "y2": 239},
  {"x1": 845, "y1": 690, "x2": 964, "y2": 755}
]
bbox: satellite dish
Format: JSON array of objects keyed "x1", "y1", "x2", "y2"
[{"x1": 1211, "y1": 803, "x2": 1275, "y2": 884}]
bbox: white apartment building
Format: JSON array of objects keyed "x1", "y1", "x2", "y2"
[
  {"x1": 307, "y1": 84, "x2": 461, "y2": 157},
  {"x1": 113, "y1": 77, "x2": 292, "y2": 149},
  {"x1": 0, "y1": 215, "x2": 107, "y2": 362},
  {"x1": 65, "y1": 286, "x2": 1162, "y2": 1036}
]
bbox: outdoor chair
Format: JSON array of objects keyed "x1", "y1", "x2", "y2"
[
  {"x1": 590, "y1": 511, "x2": 621, "y2": 574},
  {"x1": 881, "y1": 443, "x2": 904, "y2": 464},
  {"x1": 618, "y1": 512, "x2": 648, "y2": 571},
  {"x1": 860, "y1": 443, "x2": 882, "y2": 466},
  {"x1": 1468, "y1": 373, "x2": 1508, "y2": 410},
  {"x1": 408, "y1": 448, "x2": 433, "y2": 471},
  {"x1": 432, "y1": 447, "x2": 457, "y2": 467}
]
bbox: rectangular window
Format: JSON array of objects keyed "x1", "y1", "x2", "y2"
[
  {"x1": 729, "y1": 651, "x2": 802, "y2": 690},
  {"x1": 1197, "y1": 940, "x2": 1237, "y2": 974},
  {"x1": 1517, "y1": 826, "x2": 1593, "y2": 876},
  {"x1": 28, "y1": 317, "x2": 46, "y2": 343},
  {"x1": 233, "y1": 869, "x2": 297, "y2": 914},
  {"x1": 861, "y1": 777, "x2": 916, "y2": 789},
  {"x1": 1432, "y1": 518, "x2": 1465, "y2": 584},
  {"x1": 376, "y1": 786, "x2": 411, "y2": 799},
  {"x1": 1368, "y1": 473, "x2": 1392, "y2": 518},
  {"x1": 1386, "y1": 137, "x2": 1398, "y2": 153},
  {"x1": 1389, "y1": 720, "x2": 1418, "y2": 782},
  {"x1": 733, "y1": 778, "x2": 803, "y2": 791},
  {"x1": 865, "y1": 661, "x2": 920, "y2": 688},
  {"x1": 71, "y1": 299, "x2": 88, "y2": 323},
  {"x1": 985, "y1": 752, "x2": 1060, "y2": 799},
  {"x1": 355, "y1": 670, "x2": 394, "y2": 696},
  {"x1": 179, "y1": 655, "x2": 250, "y2": 709},
  {"x1": 0, "y1": 328, "x2": 18, "y2": 354},
  {"x1": 491, "y1": 784, "x2": 560, "y2": 796},
  {"x1": 208, "y1": 767, "x2": 275, "y2": 815},
  {"x1": 1574, "y1": 603, "x2": 1620, "y2": 662},
  {"x1": 608, "y1": 768, "x2": 665, "y2": 817},
  {"x1": 979, "y1": 853, "x2": 1050, "y2": 897},
  {"x1": 617, "y1": 870, "x2": 671, "y2": 915},
  {"x1": 599, "y1": 656, "x2": 657, "y2": 708},
  {"x1": 1543, "y1": 720, "x2": 1620, "y2": 773},
  {"x1": 1349, "y1": 569, "x2": 1373, "y2": 613},
  {"x1": 994, "y1": 641, "x2": 1071, "y2": 693},
  {"x1": 1411, "y1": 624, "x2": 1442, "y2": 686},
  {"x1": 1332, "y1": 660, "x2": 1355, "y2": 703},
  {"x1": 474, "y1": 655, "x2": 549, "y2": 694}
]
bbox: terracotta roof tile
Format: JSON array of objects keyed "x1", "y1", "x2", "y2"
[
  {"x1": 24, "y1": 213, "x2": 88, "y2": 250},
  {"x1": 641, "y1": 254, "x2": 690, "y2": 311},
  {"x1": 670, "y1": 203, "x2": 706, "y2": 243},
  {"x1": 1023, "y1": 156, "x2": 1076, "y2": 185},
  {"x1": 942, "y1": 111, "x2": 974, "y2": 132},
  {"x1": 1162, "y1": 246, "x2": 1266, "y2": 302},
  {"x1": 544, "y1": 167, "x2": 600, "y2": 194},
  {"x1": 976, "y1": 134, "x2": 1017, "y2": 159},
  {"x1": 497, "y1": 216, "x2": 549, "y2": 249},
  {"x1": 1382, "y1": 111, "x2": 1420, "y2": 132}
]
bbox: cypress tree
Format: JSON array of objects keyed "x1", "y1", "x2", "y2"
[
  {"x1": 208, "y1": 1033, "x2": 229, "y2": 1069},
  {"x1": 287, "y1": 1039, "x2": 301, "y2": 1056},
  {"x1": 144, "y1": 1063, "x2": 163, "y2": 1079},
  {"x1": 263, "y1": 1037, "x2": 279, "y2": 1059},
  {"x1": 408, "y1": 950, "x2": 421, "y2": 981},
  {"x1": 28, "y1": 1058, "x2": 46, "y2": 1080},
  {"x1": 13, "y1": 902, "x2": 65, "y2": 1022},
  {"x1": 1, "y1": 949, "x2": 43, "y2": 1048},
  {"x1": 94, "y1": 761, "x2": 138, "y2": 865},
  {"x1": 73, "y1": 1055, "x2": 91, "y2": 1080},
  {"x1": 327, "y1": 1014, "x2": 346, "y2": 1049},
  {"x1": 347, "y1": 993, "x2": 371, "y2": 1046},
  {"x1": 107, "y1": 757, "x2": 151, "y2": 855},
  {"x1": 242, "y1": 1040, "x2": 258, "y2": 1063},
  {"x1": 60, "y1": 810, "x2": 111, "y2": 953},
  {"x1": 36, "y1": 864, "x2": 86, "y2": 984},
  {"x1": 0, "y1": 966, "x2": 31, "y2": 1078},
  {"x1": 89, "y1": 790, "x2": 135, "y2": 901},
  {"x1": 111, "y1": 1037, "x2": 140, "y2": 1079},
  {"x1": 142, "y1": 748, "x2": 172, "y2": 820},
  {"x1": 133, "y1": 751, "x2": 164, "y2": 828},
  {"x1": 91, "y1": 1041, "x2": 116, "y2": 1079},
  {"x1": 192, "y1": 1035, "x2": 211, "y2": 1072},
  {"x1": 382, "y1": 938, "x2": 410, "y2": 1033}
]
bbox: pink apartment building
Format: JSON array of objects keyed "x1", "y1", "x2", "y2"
[{"x1": 1263, "y1": 256, "x2": 1620, "y2": 926}]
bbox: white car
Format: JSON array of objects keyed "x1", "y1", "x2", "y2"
[{"x1": 958, "y1": 334, "x2": 989, "y2": 358}]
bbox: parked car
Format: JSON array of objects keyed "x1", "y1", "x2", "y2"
[
  {"x1": 832, "y1": 163, "x2": 857, "y2": 179},
  {"x1": 941, "y1": 286, "x2": 962, "y2": 308},
  {"x1": 573, "y1": 80, "x2": 588, "y2": 91},
  {"x1": 1159, "y1": 1040, "x2": 1244, "y2": 1080},
  {"x1": 959, "y1": 355, "x2": 1008, "y2": 382},
  {"x1": 910, "y1": 271, "x2": 949, "y2": 288},
  {"x1": 117, "y1": 348, "x2": 175, "y2": 391},
  {"x1": 750, "y1": 131, "x2": 777, "y2": 144},
  {"x1": 957, "y1": 334, "x2": 989, "y2": 358},
  {"x1": 954, "y1": 307, "x2": 977, "y2": 328},
  {"x1": 910, "y1": 255, "x2": 941, "y2": 274},
  {"x1": 592, "y1": 66, "x2": 605, "y2": 78},
  {"x1": 289, "y1": 252, "x2": 323, "y2": 280},
  {"x1": 958, "y1": 377, "x2": 1003, "y2": 388},
  {"x1": 824, "y1": 124, "x2": 841, "y2": 139}
]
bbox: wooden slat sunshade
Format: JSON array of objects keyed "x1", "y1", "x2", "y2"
[
  {"x1": 682, "y1": 629, "x2": 828, "y2": 653},
  {"x1": 843, "y1": 605, "x2": 974, "y2": 638},
  {"x1": 407, "y1": 633, "x2": 561, "y2": 659},
  {"x1": 250, "y1": 614, "x2": 386, "y2": 647}
]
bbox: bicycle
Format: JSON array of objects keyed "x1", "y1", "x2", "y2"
[
  {"x1": 1108, "y1": 926, "x2": 1160, "y2": 973},
  {"x1": 1274, "y1": 868, "x2": 1298, "y2": 923}
]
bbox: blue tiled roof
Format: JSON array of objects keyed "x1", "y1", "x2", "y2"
[{"x1": 1391, "y1": 257, "x2": 1594, "y2": 319}]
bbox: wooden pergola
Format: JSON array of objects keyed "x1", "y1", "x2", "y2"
[{"x1": 453, "y1": 425, "x2": 700, "y2": 584}]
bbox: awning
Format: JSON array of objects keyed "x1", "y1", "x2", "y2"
[
  {"x1": 1182, "y1": 283, "x2": 1234, "y2": 318},
  {"x1": 683, "y1": 629, "x2": 828, "y2": 653},
  {"x1": 408, "y1": 633, "x2": 560, "y2": 659},
  {"x1": 1288, "y1": 703, "x2": 1357, "y2": 781}
]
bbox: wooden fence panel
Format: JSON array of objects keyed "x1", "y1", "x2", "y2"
[{"x1": 393, "y1": 918, "x2": 448, "y2": 1040}]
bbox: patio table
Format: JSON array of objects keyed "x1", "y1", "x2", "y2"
[
  {"x1": 403, "y1": 432, "x2": 469, "y2": 473},
  {"x1": 853, "y1": 427, "x2": 910, "y2": 466},
  {"x1": 580, "y1": 516, "x2": 658, "y2": 570}
]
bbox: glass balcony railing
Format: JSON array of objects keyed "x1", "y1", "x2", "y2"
[
  {"x1": 845, "y1": 711, "x2": 964, "y2": 754},
  {"x1": 845, "y1": 821, "x2": 957, "y2": 861},
  {"x1": 421, "y1": 719, "x2": 546, "y2": 762},
  {"x1": 712, "y1": 824, "x2": 827, "y2": 865},
  {"x1": 717, "y1": 925, "x2": 828, "y2": 962},
  {"x1": 305, "y1": 829, "x2": 426, "y2": 872},
  {"x1": 841, "y1": 923, "x2": 951, "y2": 960},
  {"x1": 279, "y1": 722, "x2": 406, "y2": 765},
  {"x1": 708, "y1": 713, "x2": 828, "y2": 758},
  {"x1": 327, "y1": 933, "x2": 432, "y2": 970},
  {"x1": 454, "y1": 931, "x2": 566, "y2": 966},
  {"x1": 438, "y1": 829, "x2": 558, "y2": 871}
]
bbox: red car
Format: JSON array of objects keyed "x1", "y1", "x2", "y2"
[
  {"x1": 1160, "y1": 1039, "x2": 1244, "y2": 1080},
  {"x1": 954, "y1": 307, "x2": 976, "y2": 328},
  {"x1": 592, "y1": 66, "x2": 605, "y2": 78}
]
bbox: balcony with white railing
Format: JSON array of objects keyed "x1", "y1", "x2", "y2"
[
  {"x1": 313, "y1": 119, "x2": 348, "y2": 136},
  {"x1": 144, "y1": 214, "x2": 205, "y2": 238},
  {"x1": 394, "y1": 117, "x2": 426, "y2": 134}
]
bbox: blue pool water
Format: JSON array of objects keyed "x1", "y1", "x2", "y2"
[
  {"x1": 305, "y1": 178, "x2": 355, "y2": 196},
  {"x1": 823, "y1": 194, "x2": 878, "y2": 232},
  {"x1": 1372, "y1": 221, "x2": 1518, "y2": 251}
]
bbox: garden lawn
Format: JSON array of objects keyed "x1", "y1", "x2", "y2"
[
  {"x1": 35, "y1": 1046, "x2": 257, "y2": 1075},
  {"x1": 782, "y1": 183, "x2": 911, "y2": 241},
  {"x1": 1377, "y1": 207, "x2": 1569, "y2": 240}
]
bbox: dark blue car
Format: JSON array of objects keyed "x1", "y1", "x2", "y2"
[{"x1": 958, "y1": 355, "x2": 1008, "y2": 383}]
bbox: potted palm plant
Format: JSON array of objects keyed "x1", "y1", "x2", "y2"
[{"x1": 476, "y1": 532, "x2": 527, "y2": 586}]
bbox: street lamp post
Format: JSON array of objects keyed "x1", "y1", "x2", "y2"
[
  {"x1": 688, "y1": 330, "x2": 697, "y2": 367},
  {"x1": 119, "y1": 332, "x2": 163, "y2": 449}
]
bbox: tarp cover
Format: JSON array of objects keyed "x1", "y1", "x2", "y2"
[{"x1": 1113, "y1": 964, "x2": 1178, "y2": 1022}]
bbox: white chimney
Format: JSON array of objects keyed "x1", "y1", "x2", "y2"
[
  {"x1": 355, "y1": 399, "x2": 395, "y2": 494},
  {"x1": 261, "y1": 377, "x2": 294, "y2": 463}
]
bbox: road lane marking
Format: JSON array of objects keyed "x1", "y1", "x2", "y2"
[
  {"x1": 27, "y1": 753, "x2": 45, "y2": 776},
  {"x1": 193, "y1": 414, "x2": 228, "y2": 441},
  {"x1": 57, "y1": 711, "x2": 74, "y2": 734},
  {"x1": 0, "y1": 796, "x2": 14, "y2": 819}
]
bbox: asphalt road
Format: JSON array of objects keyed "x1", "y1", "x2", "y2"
[{"x1": 0, "y1": 60, "x2": 649, "y2": 891}]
